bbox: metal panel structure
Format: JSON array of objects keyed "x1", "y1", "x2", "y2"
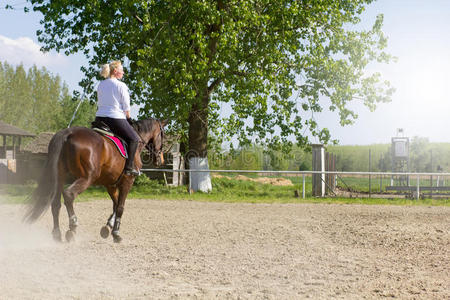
[{"x1": 391, "y1": 129, "x2": 410, "y2": 186}]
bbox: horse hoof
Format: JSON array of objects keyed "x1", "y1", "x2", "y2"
[
  {"x1": 65, "y1": 230, "x2": 76, "y2": 243},
  {"x1": 52, "y1": 229, "x2": 62, "y2": 242},
  {"x1": 112, "y1": 234, "x2": 122, "y2": 243},
  {"x1": 100, "y1": 226, "x2": 110, "y2": 239}
]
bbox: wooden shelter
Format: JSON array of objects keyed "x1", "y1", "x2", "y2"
[
  {"x1": 0, "y1": 120, "x2": 35, "y2": 159},
  {"x1": 0, "y1": 120, "x2": 35, "y2": 183},
  {"x1": 19, "y1": 132, "x2": 54, "y2": 182},
  {"x1": 22, "y1": 132, "x2": 54, "y2": 155}
]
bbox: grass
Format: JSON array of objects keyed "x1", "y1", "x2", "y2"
[
  {"x1": 1, "y1": 175, "x2": 449, "y2": 206},
  {"x1": 337, "y1": 174, "x2": 450, "y2": 193}
]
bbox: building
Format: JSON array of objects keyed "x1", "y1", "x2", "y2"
[{"x1": 0, "y1": 120, "x2": 35, "y2": 183}]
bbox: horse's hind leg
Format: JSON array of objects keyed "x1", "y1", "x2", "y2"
[
  {"x1": 51, "y1": 170, "x2": 65, "y2": 242},
  {"x1": 51, "y1": 181, "x2": 64, "y2": 242},
  {"x1": 62, "y1": 177, "x2": 91, "y2": 241}
]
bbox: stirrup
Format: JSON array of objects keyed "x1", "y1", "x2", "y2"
[{"x1": 124, "y1": 168, "x2": 140, "y2": 176}]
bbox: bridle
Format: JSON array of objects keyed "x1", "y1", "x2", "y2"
[{"x1": 135, "y1": 119, "x2": 164, "y2": 159}]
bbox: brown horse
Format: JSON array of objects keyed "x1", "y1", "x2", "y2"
[{"x1": 24, "y1": 119, "x2": 166, "y2": 243}]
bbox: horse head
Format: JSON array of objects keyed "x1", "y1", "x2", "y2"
[{"x1": 134, "y1": 119, "x2": 167, "y2": 166}]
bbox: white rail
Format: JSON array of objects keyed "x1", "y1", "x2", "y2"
[{"x1": 141, "y1": 168, "x2": 450, "y2": 200}]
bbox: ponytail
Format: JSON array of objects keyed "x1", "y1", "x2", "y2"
[{"x1": 100, "y1": 64, "x2": 110, "y2": 79}]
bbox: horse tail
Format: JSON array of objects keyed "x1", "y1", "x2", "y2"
[{"x1": 24, "y1": 129, "x2": 69, "y2": 223}]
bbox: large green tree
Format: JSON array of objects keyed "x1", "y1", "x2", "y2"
[{"x1": 25, "y1": 0, "x2": 394, "y2": 158}]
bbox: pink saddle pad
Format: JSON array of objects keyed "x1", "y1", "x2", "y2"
[{"x1": 104, "y1": 135, "x2": 128, "y2": 158}]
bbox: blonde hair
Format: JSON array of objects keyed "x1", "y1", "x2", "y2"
[{"x1": 100, "y1": 60, "x2": 122, "y2": 78}]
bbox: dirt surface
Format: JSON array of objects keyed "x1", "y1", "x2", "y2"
[
  {"x1": 0, "y1": 199, "x2": 449, "y2": 299},
  {"x1": 214, "y1": 174, "x2": 293, "y2": 186}
]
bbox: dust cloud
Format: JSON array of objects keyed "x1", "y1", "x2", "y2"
[{"x1": 0, "y1": 205, "x2": 55, "y2": 251}]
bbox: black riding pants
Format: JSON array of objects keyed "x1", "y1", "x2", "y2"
[{"x1": 95, "y1": 117, "x2": 140, "y2": 144}]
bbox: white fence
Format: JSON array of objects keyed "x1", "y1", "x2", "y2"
[{"x1": 141, "y1": 168, "x2": 450, "y2": 200}]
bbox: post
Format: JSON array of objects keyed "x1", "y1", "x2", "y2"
[
  {"x1": 311, "y1": 144, "x2": 325, "y2": 197},
  {"x1": 379, "y1": 174, "x2": 383, "y2": 193},
  {"x1": 302, "y1": 174, "x2": 305, "y2": 199},
  {"x1": 2, "y1": 135, "x2": 5, "y2": 156},
  {"x1": 321, "y1": 148, "x2": 325, "y2": 197},
  {"x1": 416, "y1": 175, "x2": 420, "y2": 200},
  {"x1": 325, "y1": 152, "x2": 330, "y2": 195},
  {"x1": 430, "y1": 150, "x2": 433, "y2": 198},
  {"x1": 189, "y1": 170, "x2": 192, "y2": 194},
  {"x1": 12, "y1": 136, "x2": 16, "y2": 159},
  {"x1": 369, "y1": 149, "x2": 371, "y2": 198}
]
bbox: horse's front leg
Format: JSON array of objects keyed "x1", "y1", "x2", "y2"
[
  {"x1": 111, "y1": 177, "x2": 134, "y2": 243},
  {"x1": 100, "y1": 186, "x2": 119, "y2": 239},
  {"x1": 107, "y1": 212, "x2": 116, "y2": 228},
  {"x1": 100, "y1": 212, "x2": 116, "y2": 238}
]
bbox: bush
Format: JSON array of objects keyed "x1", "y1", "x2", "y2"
[{"x1": 134, "y1": 174, "x2": 154, "y2": 186}]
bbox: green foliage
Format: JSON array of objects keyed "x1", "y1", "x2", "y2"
[
  {"x1": 209, "y1": 144, "x2": 312, "y2": 171},
  {"x1": 58, "y1": 91, "x2": 97, "y2": 128},
  {"x1": 409, "y1": 137, "x2": 431, "y2": 172},
  {"x1": 133, "y1": 173, "x2": 156, "y2": 186},
  {"x1": 0, "y1": 62, "x2": 96, "y2": 133},
  {"x1": 409, "y1": 137, "x2": 450, "y2": 172},
  {"x1": 328, "y1": 144, "x2": 389, "y2": 171},
  {"x1": 25, "y1": 0, "x2": 394, "y2": 154},
  {"x1": 328, "y1": 140, "x2": 450, "y2": 173},
  {"x1": 209, "y1": 146, "x2": 264, "y2": 170}
]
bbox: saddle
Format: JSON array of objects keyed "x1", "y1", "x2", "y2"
[{"x1": 91, "y1": 121, "x2": 128, "y2": 158}]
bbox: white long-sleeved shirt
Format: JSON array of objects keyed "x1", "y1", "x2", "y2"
[{"x1": 96, "y1": 78, "x2": 130, "y2": 119}]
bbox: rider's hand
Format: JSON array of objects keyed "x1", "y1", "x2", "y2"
[{"x1": 127, "y1": 118, "x2": 134, "y2": 125}]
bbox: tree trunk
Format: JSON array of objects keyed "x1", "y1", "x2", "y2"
[
  {"x1": 188, "y1": 102, "x2": 208, "y2": 158},
  {"x1": 187, "y1": 99, "x2": 212, "y2": 192}
]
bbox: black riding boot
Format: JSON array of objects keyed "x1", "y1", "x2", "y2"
[{"x1": 124, "y1": 141, "x2": 140, "y2": 176}]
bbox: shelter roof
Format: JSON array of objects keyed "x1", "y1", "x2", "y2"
[
  {"x1": 23, "y1": 132, "x2": 54, "y2": 154},
  {"x1": 0, "y1": 120, "x2": 35, "y2": 137}
]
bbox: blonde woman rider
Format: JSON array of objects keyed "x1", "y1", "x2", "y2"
[{"x1": 95, "y1": 61, "x2": 140, "y2": 176}]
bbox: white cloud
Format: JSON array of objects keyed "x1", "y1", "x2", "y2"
[{"x1": 0, "y1": 35, "x2": 68, "y2": 68}]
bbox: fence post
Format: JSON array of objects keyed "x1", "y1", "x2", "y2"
[
  {"x1": 416, "y1": 175, "x2": 420, "y2": 200},
  {"x1": 379, "y1": 174, "x2": 383, "y2": 193},
  {"x1": 311, "y1": 144, "x2": 325, "y2": 197},
  {"x1": 302, "y1": 174, "x2": 305, "y2": 199},
  {"x1": 189, "y1": 170, "x2": 192, "y2": 194},
  {"x1": 369, "y1": 149, "x2": 371, "y2": 198}
]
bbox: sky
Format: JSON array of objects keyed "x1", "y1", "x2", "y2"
[{"x1": 0, "y1": 0, "x2": 449, "y2": 145}]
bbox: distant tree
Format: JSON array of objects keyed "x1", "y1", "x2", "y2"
[
  {"x1": 377, "y1": 152, "x2": 391, "y2": 172},
  {"x1": 56, "y1": 89, "x2": 97, "y2": 129},
  {"x1": 27, "y1": 65, "x2": 62, "y2": 131},
  {"x1": 0, "y1": 62, "x2": 96, "y2": 133},
  {"x1": 409, "y1": 137, "x2": 430, "y2": 172},
  {"x1": 0, "y1": 63, "x2": 33, "y2": 130}
]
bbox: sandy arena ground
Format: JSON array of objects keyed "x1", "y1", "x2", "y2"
[{"x1": 0, "y1": 199, "x2": 449, "y2": 299}]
